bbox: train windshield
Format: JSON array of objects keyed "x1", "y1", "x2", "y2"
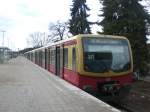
[{"x1": 83, "y1": 37, "x2": 131, "y2": 73}]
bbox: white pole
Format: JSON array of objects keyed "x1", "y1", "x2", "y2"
[{"x1": 1, "y1": 31, "x2": 6, "y2": 47}]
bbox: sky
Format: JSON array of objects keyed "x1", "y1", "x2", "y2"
[
  {"x1": 0, "y1": 0, "x2": 149, "y2": 50},
  {"x1": 0, "y1": 0, "x2": 100, "y2": 50}
]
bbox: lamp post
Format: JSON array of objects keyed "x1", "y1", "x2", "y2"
[
  {"x1": 0, "y1": 30, "x2": 6, "y2": 63},
  {"x1": 0, "y1": 30, "x2": 6, "y2": 47},
  {"x1": 2, "y1": 31, "x2": 6, "y2": 47}
]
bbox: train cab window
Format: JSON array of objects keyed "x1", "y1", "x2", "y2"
[
  {"x1": 64, "y1": 48, "x2": 68, "y2": 68},
  {"x1": 83, "y1": 38, "x2": 131, "y2": 73},
  {"x1": 72, "y1": 47, "x2": 76, "y2": 71}
]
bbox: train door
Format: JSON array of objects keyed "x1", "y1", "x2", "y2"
[{"x1": 56, "y1": 47, "x2": 61, "y2": 76}]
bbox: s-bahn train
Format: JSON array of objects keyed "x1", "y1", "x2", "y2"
[{"x1": 25, "y1": 34, "x2": 133, "y2": 100}]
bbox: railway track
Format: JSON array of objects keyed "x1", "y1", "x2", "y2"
[
  {"x1": 108, "y1": 100, "x2": 135, "y2": 112},
  {"x1": 94, "y1": 80, "x2": 150, "y2": 112},
  {"x1": 107, "y1": 80, "x2": 150, "y2": 112},
  {"x1": 96, "y1": 96, "x2": 135, "y2": 112}
]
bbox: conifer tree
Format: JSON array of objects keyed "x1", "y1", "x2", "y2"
[
  {"x1": 69, "y1": 0, "x2": 91, "y2": 35},
  {"x1": 99, "y1": 0, "x2": 150, "y2": 75}
]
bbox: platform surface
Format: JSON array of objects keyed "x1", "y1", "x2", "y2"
[{"x1": 0, "y1": 56, "x2": 120, "y2": 112}]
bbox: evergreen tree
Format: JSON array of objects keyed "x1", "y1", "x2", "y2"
[
  {"x1": 99, "y1": 0, "x2": 150, "y2": 75},
  {"x1": 69, "y1": 0, "x2": 91, "y2": 35}
]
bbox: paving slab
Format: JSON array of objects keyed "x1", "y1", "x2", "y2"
[{"x1": 0, "y1": 56, "x2": 120, "y2": 112}]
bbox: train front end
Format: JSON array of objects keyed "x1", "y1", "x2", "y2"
[{"x1": 77, "y1": 35, "x2": 133, "y2": 100}]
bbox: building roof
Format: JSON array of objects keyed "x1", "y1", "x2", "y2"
[{"x1": 0, "y1": 47, "x2": 11, "y2": 51}]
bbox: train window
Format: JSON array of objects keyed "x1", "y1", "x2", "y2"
[
  {"x1": 60, "y1": 48, "x2": 63, "y2": 69},
  {"x1": 49, "y1": 49, "x2": 52, "y2": 64},
  {"x1": 32, "y1": 52, "x2": 34, "y2": 61},
  {"x1": 40, "y1": 51, "x2": 43, "y2": 65},
  {"x1": 49, "y1": 50, "x2": 51, "y2": 64},
  {"x1": 42, "y1": 50, "x2": 45, "y2": 67},
  {"x1": 39, "y1": 51, "x2": 41, "y2": 65},
  {"x1": 83, "y1": 38, "x2": 131, "y2": 73},
  {"x1": 72, "y1": 47, "x2": 76, "y2": 71},
  {"x1": 51, "y1": 50, "x2": 55, "y2": 66},
  {"x1": 35, "y1": 52, "x2": 37, "y2": 63},
  {"x1": 64, "y1": 48, "x2": 68, "y2": 68},
  {"x1": 50, "y1": 50, "x2": 53, "y2": 64},
  {"x1": 49, "y1": 49, "x2": 51, "y2": 65},
  {"x1": 53, "y1": 50, "x2": 56, "y2": 66}
]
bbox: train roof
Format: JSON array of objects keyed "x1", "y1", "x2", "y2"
[{"x1": 25, "y1": 34, "x2": 128, "y2": 54}]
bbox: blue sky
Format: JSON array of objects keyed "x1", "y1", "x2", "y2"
[{"x1": 0, "y1": 0, "x2": 149, "y2": 50}]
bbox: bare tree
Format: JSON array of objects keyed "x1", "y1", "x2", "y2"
[
  {"x1": 48, "y1": 21, "x2": 70, "y2": 42},
  {"x1": 27, "y1": 32, "x2": 51, "y2": 48}
]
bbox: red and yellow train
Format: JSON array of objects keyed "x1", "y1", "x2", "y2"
[{"x1": 25, "y1": 34, "x2": 133, "y2": 100}]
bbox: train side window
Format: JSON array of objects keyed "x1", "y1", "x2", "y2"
[
  {"x1": 60, "y1": 48, "x2": 63, "y2": 69},
  {"x1": 51, "y1": 50, "x2": 55, "y2": 66},
  {"x1": 50, "y1": 50, "x2": 53, "y2": 65},
  {"x1": 49, "y1": 50, "x2": 51, "y2": 64},
  {"x1": 64, "y1": 48, "x2": 68, "y2": 68},
  {"x1": 49, "y1": 49, "x2": 52, "y2": 64},
  {"x1": 40, "y1": 51, "x2": 43, "y2": 65},
  {"x1": 42, "y1": 50, "x2": 45, "y2": 66},
  {"x1": 35, "y1": 52, "x2": 37, "y2": 63},
  {"x1": 72, "y1": 47, "x2": 76, "y2": 71}
]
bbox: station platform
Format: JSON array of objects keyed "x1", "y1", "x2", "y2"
[{"x1": 0, "y1": 56, "x2": 120, "y2": 112}]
